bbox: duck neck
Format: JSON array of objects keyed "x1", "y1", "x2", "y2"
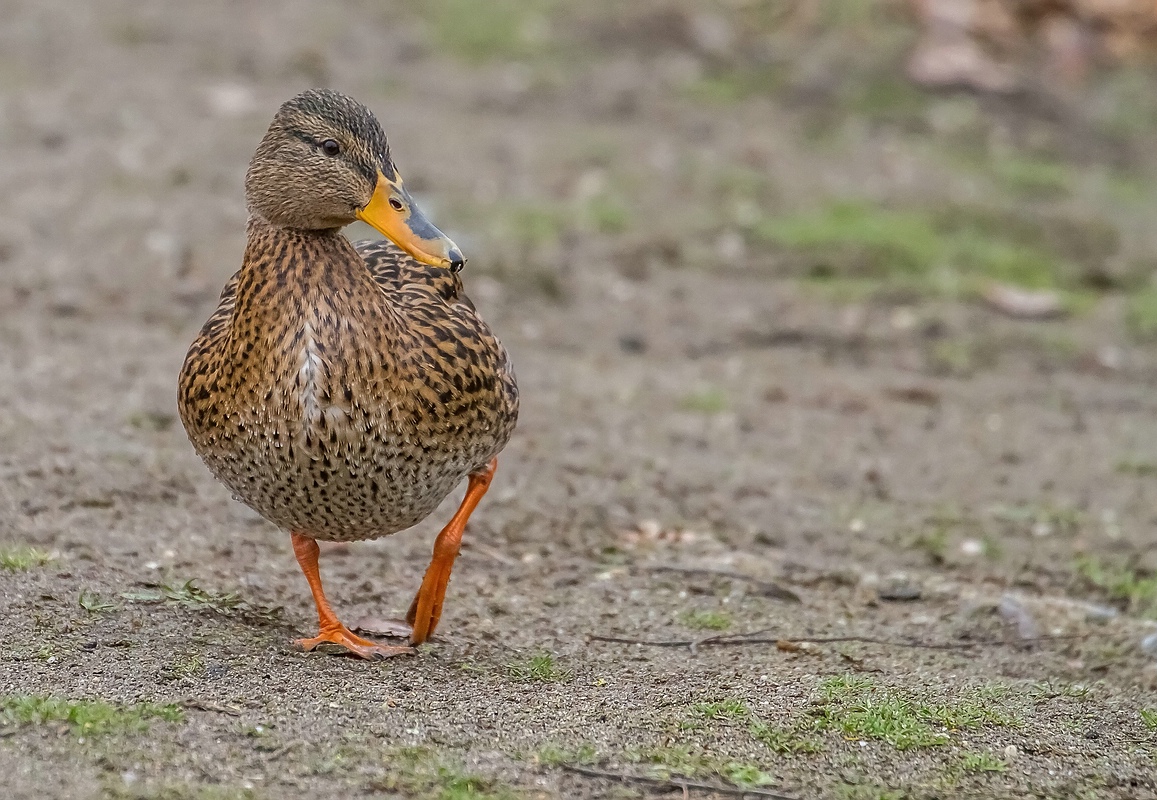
[
  {"x1": 232, "y1": 214, "x2": 400, "y2": 343},
  {"x1": 239, "y1": 214, "x2": 370, "y2": 291}
]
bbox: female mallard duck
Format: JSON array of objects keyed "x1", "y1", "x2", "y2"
[{"x1": 177, "y1": 89, "x2": 518, "y2": 660}]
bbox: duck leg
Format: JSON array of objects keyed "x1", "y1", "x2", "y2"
[
  {"x1": 407, "y1": 458, "x2": 497, "y2": 644},
  {"x1": 291, "y1": 532, "x2": 412, "y2": 660}
]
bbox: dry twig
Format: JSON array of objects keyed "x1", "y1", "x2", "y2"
[
  {"x1": 590, "y1": 630, "x2": 1091, "y2": 653},
  {"x1": 263, "y1": 740, "x2": 304, "y2": 762},
  {"x1": 643, "y1": 565, "x2": 801, "y2": 603},
  {"x1": 180, "y1": 698, "x2": 241, "y2": 716},
  {"x1": 559, "y1": 764, "x2": 798, "y2": 799}
]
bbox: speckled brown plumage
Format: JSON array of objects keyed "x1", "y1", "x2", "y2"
[
  {"x1": 179, "y1": 220, "x2": 516, "y2": 540},
  {"x1": 176, "y1": 89, "x2": 517, "y2": 658}
]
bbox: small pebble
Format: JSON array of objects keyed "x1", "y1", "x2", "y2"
[
  {"x1": 619, "y1": 334, "x2": 646, "y2": 353},
  {"x1": 1084, "y1": 603, "x2": 1118, "y2": 623},
  {"x1": 998, "y1": 594, "x2": 1040, "y2": 640},
  {"x1": 878, "y1": 581, "x2": 922, "y2": 602},
  {"x1": 981, "y1": 282, "x2": 1064, "y2": 319},
  {"x1": 1140, "y1": 632, "x2": 1157, "y2": 658}
]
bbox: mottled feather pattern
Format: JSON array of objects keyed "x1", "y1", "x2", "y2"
[{"x1": 178, "y1": 216, "x2": 518, "y2": 542}]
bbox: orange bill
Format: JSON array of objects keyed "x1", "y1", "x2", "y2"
[{"x1": 356, "y1": 170, "x2": 464, "y2": 270}]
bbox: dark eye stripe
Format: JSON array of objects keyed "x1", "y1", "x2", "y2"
[
  {"x1": 285, "y1": 128, "x2": 378, "y2": 184},
  {"x1": 286, "y1": 130, "x2": 341, "y2": 154}
]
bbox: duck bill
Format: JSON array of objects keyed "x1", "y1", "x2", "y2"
[{"x1": 356, "y1": 171, "x2": 464, "y2": 269}]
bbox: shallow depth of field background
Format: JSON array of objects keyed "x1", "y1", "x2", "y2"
[{"x1": 3, "y1": 2, "x2": 1157, "y2": 799}]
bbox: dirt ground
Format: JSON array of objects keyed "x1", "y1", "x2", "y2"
[{"x1": 3, "y1": 2, "x2": 1157, "y2": 798}]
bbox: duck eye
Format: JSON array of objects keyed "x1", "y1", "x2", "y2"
[
  {"x1": 321, "y1": 139, "x2": 340, "y2": 156},
  {"x1": 388, "y1": 198, "x2": 404, "y2": 211}
]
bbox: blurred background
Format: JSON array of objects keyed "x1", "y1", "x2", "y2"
[
  {"x1": 6, "y1": 1, "x2": 1157, "y2": 796},
  {"x1": 5, "y1": 0, "x2": 1157, "y2": 325}
]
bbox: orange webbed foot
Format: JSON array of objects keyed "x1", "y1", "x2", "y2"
[
  {"x1": 294, "y1": 624, "x2": 413, "y2": 661},
  {"x1": 290, "y1": 532, "x2": 412, "y2": 660}
]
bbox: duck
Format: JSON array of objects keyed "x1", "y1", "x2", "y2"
[{"x1": 177, "y1": 89, "x2": 518, "y2": 660}]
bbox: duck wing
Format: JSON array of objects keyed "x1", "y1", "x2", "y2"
[{"x1": 354, "y1": 239, "x2": 476, "y2": 312}]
